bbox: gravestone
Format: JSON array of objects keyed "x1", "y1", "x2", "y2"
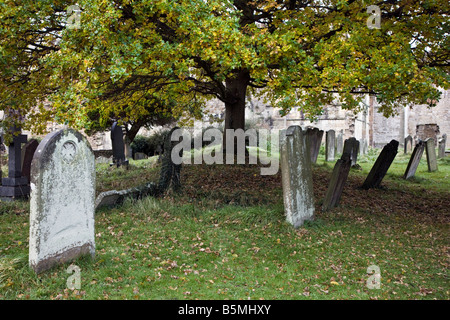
[
  {"x1": 359, "y1": 139, "x2": 367, "y2": 155},
  {"x1": 111, "y1": 122, "x2": 128, "y2": 167},
  {"x1": 29, "y1": 129, "x2": 95, "y2": 273},
  {"x1": 336, "y1": 131, "x2": 344, "y2": 155},
  {"x1": 438, "y1": 134, "x2": 446, "y2": 158},
  {"x1": 404, "y1": 140, "x2": 425, "y2": 179},
  {"x1": 306, "y1": 128, "x2": 324, "y2": 163},
  {"x1": 343, "y1": 137, "x2": 359, "y2": 167},
  {"x1": 322, "y1": 152, "x2": 352, "y2": 211},
  {"x1": 325, "y1": 130, "x2": 336, "y2": 162},
  {"x1": 362, "y1": 140, "x2": 399, "y2": 189},
  {"x1": 425, "y1": 138, "x2": 438, "y2": 172},
  {"x1": 404, "y1": 135, "x2": 413, "y2": 154},
  {"x1": 21, "y1": 139, "x2": 39, "y2": 183},
  {"x1": 0, "y1": 127, "x2": 29, "y2": 200},
  {"x1": 280, "y1": 126, "x2": 315, "y2": 228}
]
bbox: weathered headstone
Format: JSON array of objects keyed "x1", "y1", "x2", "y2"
[
  {"x1": 404, "y1": 135, "x2": 413, "y2": 154},
  {"x1": 0, "y1": 127, "x2": 29, "y2": 200},
  {"x1": 21, "y1": 139, "x2": 39, "y2": 184},
  {"x1": 438, "y1": 134, "x2": 446, "y2": 158},
  {"x1": 343, "y1": 137, "x2": 359, "y2": 167},
  {"x1": 111, "y1": 122, "x2": 128, "y2": 167},
  {"x1": 325, "y1": 130, "x2": 336, "y2": 162},
  {"x1": 306, "y1": 128, "x2": 324, "y2": 164},
  {"x1": 359, "y1": 139, "x2": 367, "y2": 156},
  {"x1": 280, "y1": 126, "x2": 315, "y2": 228},
  {"x1": 322, "y1": 152, "x2": 352, "y2": 211},
  {"x1": 362, "y1": 140, "x2": 399, "y2": 189},
  {"x1": 29, "y1": 129, "x2": 95, "y2": 273},
  {"x1": 425, "y1": 138, "x2": 438, "y2": 172},
  {"x1": 404, "y1": 140, "x2": 425, "y2": 179},
  {"x1": 336, "y1": 131, "x2": 344, "y2": 155}
]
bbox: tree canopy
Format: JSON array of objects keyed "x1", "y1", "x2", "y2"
[{"x1": 0, "y1": 0, "x2": 448, "y2": 142}]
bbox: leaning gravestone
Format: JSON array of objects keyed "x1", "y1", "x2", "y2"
[
  {"x1": 322, "y1": 152, "x2": 352, "y2": 211},
  {"x1": 343, "y1": 137, "x2": 359, "y2": 167},
  {"x1": 362, "y1": 140, "x2": 399, "y2": 189},
  {"x1": 325, "y1": 130, "x2": 336, "y2": 162},
  {"x1": 280, "y1": 126, "x2": 315, "y2": 228},
  {"x1": 425, "y1": 138, "x2": 438, "y2": 172},
  {"x1": 111, "y1": 122, "x2": 128, "y2": 167},
  {"x1": 404, "y1": 135, "x2": 413, "y2": 154},
  {"x1": 29, "y1": 129, "x2": 95, "y2": 273},
  {"x1": 21, "y1": 139, "x2": 39, "y2": 183},
  {"x1": 404, "y1": 140, "x2": 425, "y2": 179}
]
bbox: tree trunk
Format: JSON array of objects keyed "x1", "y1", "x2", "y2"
[{"x1": 222, "y1": 70, "x2": 250, "y2": 154}]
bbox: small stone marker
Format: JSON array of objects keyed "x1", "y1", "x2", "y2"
[
  {"x1": 29, "y1": 129, "x2": 95, "y2": 273},
  {"x1": 404, "y1": 140, "x2": 425, "y2": 179},
  {"x1": 359, "y1": 139, "x2": 367, "y2": 156},
  {"x1": 438, "y1": 134, "x2": 446, "y2": 158},
  {"x1": 21, "y1": 139, "x2": 39, "y2": 183},
  {"x1": 404, "y1": 135, "x2": 413, "y2": 154},
  {"x1": 425, "y1": 138, "x2": 438, "y2": 172},
  {"x1": 362, "y1": 140, "x2": 399, "y2": 189},
  {"x1": 280, "y1": 126, "x2": 315, "y2": 228},
  {"x1": 325, "y1": 130, "x2": 335, "y2": 162},
  {"x1": 343, "y1": 137, "x2": 359, "y2": 167},
  {"x1": 111, "y1": 122, "x2": 128, "y2": 167},
  {"x1": 322, "y1": 152, "x2": 352, "y2": 211}
]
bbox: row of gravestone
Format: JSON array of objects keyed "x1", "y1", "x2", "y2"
[
  {"x1": 404, "y1": 134, "x2": 447, "y2": 157},
  {"x1": 0, "y1": 127, "x2": 181, "y2": 274},
  {"x1": 280, "y1": 126, "x2": 444, "y2": 228}
]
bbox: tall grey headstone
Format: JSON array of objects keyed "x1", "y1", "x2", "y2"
[
  {"x1": 343, "y1": 137, "x2": 359, "y2": 167},
  {"x1": 336, "y1": 131, "x2": 344, "y2": 155},
  {"x1": 280, "y1": 126, "x2": 315, "y2": 228},
  {"x1": 359, "y1": 139, "x2": 367, "y2": 156},
  {"x1": 404, "y1": 135, "x2": 413, "y2": 154},
  {"x1": 362, "y1": 140, "x2": 399, "y2": 189},
  {"x1": 29, "y1": 129, "x2": 95, "y2": 273},
  {"x1": 438, "y1": 134, "x2": 446, "y2": 158},
  {"x1": 425, "y1": 138, "x2": 438, "y2": 172},
  {"x1": 322, "y1": 152, "x2": 351, "y2": 211},
  {"x1": 325, "y1": 130, "x2": 336, "y2": 162},
  {"x1": 306, "y1": 128, "x2": 323, "y2": 164},
  {"x1": 404, "y1": 140, "x2": 425, "y2": 179}
]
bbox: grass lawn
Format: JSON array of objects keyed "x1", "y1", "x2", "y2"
[{"x1": 0, "y1": 148, "x2": 448, "y2": 300}]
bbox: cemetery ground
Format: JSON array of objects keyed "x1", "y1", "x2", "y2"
[{"x1": 0, "y1": 149, "x2": 448, "y2": 300}]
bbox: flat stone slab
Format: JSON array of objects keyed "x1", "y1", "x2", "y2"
[{"x1": 95, "y1": 182, "x2": 158, "y2": 211}]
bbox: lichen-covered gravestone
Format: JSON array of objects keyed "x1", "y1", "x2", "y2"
[
  {"x1": 425, "y1": 138, "x2": 438, "y2": 172},
  {"x1": 280, "y1": 126, "x2": 315, "y2": 228},
  {"x1": 29, "y1": 129, "x2": 95, "y2": 273}
]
